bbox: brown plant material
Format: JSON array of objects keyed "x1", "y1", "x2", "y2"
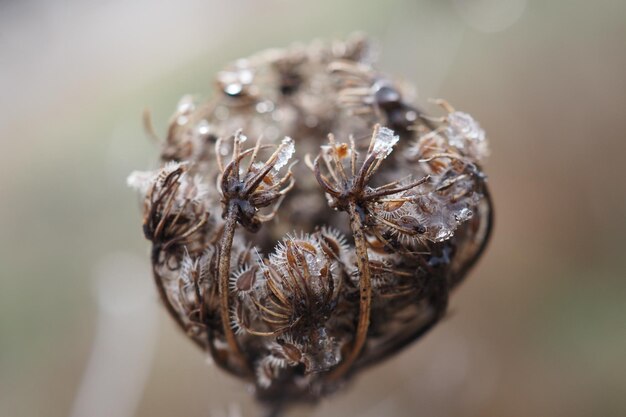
[{"x1": 128, "y1": 34, "x2": 493, "y2": 413}]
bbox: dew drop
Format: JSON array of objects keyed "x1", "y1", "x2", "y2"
[
  {"x1": 196, "y1": 119, "x2": 211, "y2": 136},
  {"x1": 224, "y1": 83, "x2": 243, "y2": 96}
]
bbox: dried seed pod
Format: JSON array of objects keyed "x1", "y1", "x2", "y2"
[
  {"x1": 128, "y1": 162, "x2": 213, "y2": 252},
  {"x1": 230, "y1": 265, "x2": 260, "y2": 297},
  {"x1": 128, "y1": 34, "x2": 493, "y2": 412},
  {"x1": 249, "y1": 234, "x2": 339, "y2": 336},
  {"x1": 163, "y1": 249, "x2": 214, "y2": 344},
  {"x1": 217, "y1": 131, "x2": 295, "y2": 232}
]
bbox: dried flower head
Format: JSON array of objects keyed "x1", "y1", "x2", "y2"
[{"x1": 129, "y1": 35, "x2": 493, "y2": 413}]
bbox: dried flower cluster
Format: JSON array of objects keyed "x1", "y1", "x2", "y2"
[{"x1": 128, "y1": 34, "x2": 493, "y2": 409}]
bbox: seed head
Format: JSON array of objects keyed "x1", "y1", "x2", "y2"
[{"x1": 128, "y1": 34, "x2": 493, "y2": 409}]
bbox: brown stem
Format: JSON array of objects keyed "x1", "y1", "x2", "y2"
[
  {"x1": 202, "y1": 269, "x2": 241, "y2": 378},
  {"x1": 151, "y1": 246, "x2": 204, "y2": 350},
  {"x1": 454, "y1": 181, "x2": 494, "y2": 287},
  {"x1": 328, "y1": 201, "x2": 372, "y2": 380},
  {"x1": 218, "y1": 202, "x2": 252, "y2": 375}
]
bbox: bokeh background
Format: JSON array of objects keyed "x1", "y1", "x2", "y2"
[{"x1": 1, "y1": 0, "x2": 625, "y2": 416}]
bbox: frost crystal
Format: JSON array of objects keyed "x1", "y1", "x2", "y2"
[
  {"x1": 177, "y1": 95, "x2": 196, "y2": 114},
  {"x1": 126, "y1": 170, "x2": 156, "y2": 194},
  {"x1": 434, "y1": 227, "x2": 454, "y2": 242},
  {"x1": 455, "y1": 207, "x2": 473, "y2": 223},
  {"x1": 181, "y1": 174, "x2": 210, "y2": 203},
  {"x1": 274, "y1": 137, "x2": 295, "y2": 171},
  {"x1": 308, "y1": 328, "x2": 341, "y2": 371},
  {"x1": 176, "y1": 95, "x2": 196, "y2": 124},
  {"x1": 127, "y1": 162, "x2": 187, "y2": 196},
  {"x1": 372, "y1": 127, "x2": 399, "y2": 159},
  {"x1": 304, "y1": 250, "x2": 322, "y2": 275},
  {"x1": 446, "y1": 111, "x2": 488, "y2": 160},
  {"x1": 180, "y1": 252, "x2": 198, "y2": 285}
]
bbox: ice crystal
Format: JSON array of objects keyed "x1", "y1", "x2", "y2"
[
  {"x1": 126, "y1": 170, "x2": 156, "y2": 195},
  {"x1": 177, "y1": 94, "x2": 195, "y2": 114},
  {"x1": 446, "y1": 111, "x2": 489, "y2": 160},
  {"x1": 371, "y1": 126, "x2": 399, "y2": 159},
  {"x1": 273, "y1": 137, "x2": 295, "y2": 171}
]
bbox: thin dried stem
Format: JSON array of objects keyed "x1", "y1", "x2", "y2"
[
  {"x1": 328, "y1": 201, "x2": 372, "y2": 380},
  {"x1": 218, "y1": 202, "x2": 252, "y2": 375}
]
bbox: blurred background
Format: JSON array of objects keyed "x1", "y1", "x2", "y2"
[{"x1": 1, "y1": 0, "x2": 625, "y2": 416}]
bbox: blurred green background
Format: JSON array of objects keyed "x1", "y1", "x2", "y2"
[{"x1": 1, "y1": 0, "x2": 625, "y2": 416}]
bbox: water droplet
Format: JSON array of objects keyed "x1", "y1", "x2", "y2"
[
  {"x1": 196, "y1": 120, "x2": 210, "y2": 136},
  {"x1": 218, "y1": 63, "x2": 254, "y2": 97},
  {"x1": 374, "y1": 84, "x2": 401, "y2": 106},
  {"x1": 405, "y1": 110, "x2": 417, "y2": 122},
  {"x1": 224, "y1": 83, "x2": 243, "y2": 96}
]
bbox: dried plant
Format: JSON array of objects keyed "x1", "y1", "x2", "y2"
[{"x1": 128, "y1": 34, "x2": 493, "y2": 416}]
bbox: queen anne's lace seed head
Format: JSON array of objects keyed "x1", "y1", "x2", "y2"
[{"x1": 128, "y1": 34, "x2": 493, "y2": 408}]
